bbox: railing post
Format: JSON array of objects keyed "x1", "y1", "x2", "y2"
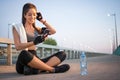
[
  {"x1": 7, "y1": 43, "x2": 12, "y2": 65},
  {"x1": 69, "y1": 50, "x2": 72, "y2": 59},
  {"x1": 42, "y1": 48, "x2": 44, "y2": 58},
  {"x1": 51, "y1": 48, "x2": 54, "y2": 54},
  {"x1": 67, "y1": 50, "x2": 69, "y2": 59}
]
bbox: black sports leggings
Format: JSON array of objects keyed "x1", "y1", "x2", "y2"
[{"x1": 16, "y1": 50, "x2": 66, "y2": 74}]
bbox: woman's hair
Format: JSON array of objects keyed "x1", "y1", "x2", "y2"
[{"x1": 22, "y1": 3, "x2": 37, "y2": 26}]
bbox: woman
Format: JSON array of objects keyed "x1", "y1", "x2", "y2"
[{"x1": 12, "y1": 3, "x2": 70, "y2": 75}]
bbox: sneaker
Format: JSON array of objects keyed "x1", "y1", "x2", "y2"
[
  {"x1": 24, "y1": 66, "x2": 39, "y2": 75},
  {"x1": 24, "y1": 66, "x2": 32, "y2": 75},
  {"x1": 32, "y1": 68, "x2": 39, "y2": 74},
  {"x1": 54, "y1": 64, "x2": 70, "y2": 73}
]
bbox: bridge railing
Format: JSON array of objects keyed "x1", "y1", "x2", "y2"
[
  {"x1": 0, "y1": 38, "x2": 80, "y2": 65},
  {"x1": 36, "y1": 44, "x2": 80, "y2": 59},
  {"x1": 0, "y1": 38, "x2": 14, "y2": 65}
]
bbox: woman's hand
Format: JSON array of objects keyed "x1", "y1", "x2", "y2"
[
  {"x1": 36, "y1": 12, "x2": 43, "y2": 21},
  {"x1": 33, "y1": 35, "x2": 45, "y2": 45},
  {"x1": 36, "y1": 12, "x2": 46, "y2": 24},
  {"x1": 33, "y1": 29, "x2": 49, "y2": 45},
  {"x1": 37, "y1": 11, "x2": 56, "y2": 35}
]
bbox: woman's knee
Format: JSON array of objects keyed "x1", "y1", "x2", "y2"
[
  {"x1": 18, "y1": 50, "x2": 34, "y2": 65},
  {"x1": 55, "y1": 51, "x2": 66, "y2": 62}
]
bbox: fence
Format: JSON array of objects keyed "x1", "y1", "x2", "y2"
[
  {"x1": 0, "y1": 38, "x2": 108, "y2": 65},
  {"x1": 0, "y1": 38, "x2": 80, "y2": 65}
]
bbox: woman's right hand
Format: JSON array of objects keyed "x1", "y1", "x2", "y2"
[
  {"x1": 33, "y1": 35, "x2": 45, "y2": 45},
  {"x1": 36, "y1": 12, "x2": 43, "y2": 21}
]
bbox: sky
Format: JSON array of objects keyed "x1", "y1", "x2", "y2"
[{"x1": 0, "y1": 0, "x2": 120, "y2": 54}]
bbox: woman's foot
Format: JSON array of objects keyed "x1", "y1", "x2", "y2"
[
  {"x1": 53, "y1": 64, "x2": 70, "y2": 73},
  {"x1": 24, "y1": 66, "x2": 39, "y2": 75},
  {"x1": 24, "y1": 64, "x2": 70, "y2": 75}
]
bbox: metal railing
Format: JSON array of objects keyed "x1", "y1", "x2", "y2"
[
  {"x1": 0, "y1": 38, "x2": 107, "y2": 65},
  {"x1": 0, "y1": 38, "x2": 80, "y2": 65}
]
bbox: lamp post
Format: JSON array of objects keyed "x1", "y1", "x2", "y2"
[
  {"x1": 8, "y1": 23, "x2": 14, "y2": 39},
  {"x1": 8, "y1": 24, "x2": 10, "y2": 38},
  {"x1": 108, "y1": 13, "x2": 118, "y2": 51}
]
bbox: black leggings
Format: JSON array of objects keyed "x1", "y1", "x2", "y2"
[{"x1": 16, "y1": 50, "x2": 66, "y2": 74}]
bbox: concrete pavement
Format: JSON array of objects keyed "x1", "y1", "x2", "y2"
[{"x1": 0, "y1": 55, "x2": 120, "y2": 80}]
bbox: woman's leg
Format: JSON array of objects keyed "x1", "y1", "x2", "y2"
[
  {"x1": 16, "y1": 57, "x2": 24, "y2": 74},
  {"x1": 28, "y1": 56, "x2": 54, "y2": 72},
  {"x1": 40, "y1": 51, "x2": 70, "y2": 73},
  {"x1": 17, "y1": 50, "x2": 70, "y2": 74},
  {"x1": 41, "y1": 51, "x2": 66, "y2": 67},
  {"x1": 28, "y1": 53, "x2": 70, "y2": 73},
  {"x1": 45, "y1": 56, "x2": 61, "y2": 67},
  {"x1": 19, "y1": 50, "x2": 54, "y2": 72}
]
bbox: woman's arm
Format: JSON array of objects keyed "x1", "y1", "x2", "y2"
[
  {"x1": 12, "y1": 27, "x2": 34, "y2": 51},
  {"x1": 36, "y1": 12, "x2": 56, "y2": 35},
  {"x1": 40, "y1": 19, "x2": 56, "y2": 35}
]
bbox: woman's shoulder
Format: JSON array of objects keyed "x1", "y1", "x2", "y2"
[
  {"x1": 12, "y1": 23, "x2": 25, "y2": 33},
  {"x1": 13, "y1": 23, "x2": 24, "y2": 30}
]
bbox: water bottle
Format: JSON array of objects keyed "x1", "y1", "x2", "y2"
[{"x1": 80, "y1": 51, "x2": 88, "y2": 75}]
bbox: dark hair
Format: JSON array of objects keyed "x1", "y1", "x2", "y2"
[{"x1": 22, "y1": 3, "x2": 37, "y2": 26}]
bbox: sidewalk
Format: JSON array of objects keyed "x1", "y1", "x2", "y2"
[{"x1": 0, "y1": 55, "x2": 120, "y2": 80}]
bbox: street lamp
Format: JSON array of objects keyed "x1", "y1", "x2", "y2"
[{"x1": 108, "y1": 13, "x2": 118, "y2": 51}]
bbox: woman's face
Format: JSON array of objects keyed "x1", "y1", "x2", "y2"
[{"x1": 24, "y1": 8, "x2": 37, "y2": 24}]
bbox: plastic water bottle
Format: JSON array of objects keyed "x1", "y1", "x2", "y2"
[{"x1": 80, "y1": 51, "x2": 88, "y2": 75}]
